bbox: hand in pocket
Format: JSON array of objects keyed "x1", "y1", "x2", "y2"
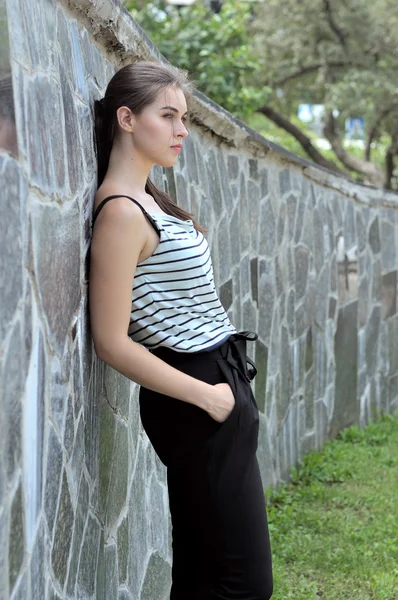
[{"x1": 208, "y1": 383, "x2": 235, "y2": 423}]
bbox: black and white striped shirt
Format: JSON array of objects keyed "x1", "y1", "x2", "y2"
[
  {"x1": 129, "y1": 210, "x2": 237, "y2": 352},
  {"x1": 92, "y1": 195, "x2": 236, "y2": 353}
]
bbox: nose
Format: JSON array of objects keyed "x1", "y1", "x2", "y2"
[{"x1": 177, "y1": 121, "x2": 189, "y2": 138}]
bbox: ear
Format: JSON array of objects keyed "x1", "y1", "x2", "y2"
[{"x1": 117, "y1": 106, "x2": 136, "y2": 133}]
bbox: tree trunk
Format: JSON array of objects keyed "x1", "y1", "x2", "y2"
[
  {"x1": 323, "y1": 110, "x2": 385, "y2": 187},
  {"x1": 256, "y1": 104, "x2": 344, "y2": 175}
]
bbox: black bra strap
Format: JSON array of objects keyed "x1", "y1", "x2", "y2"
[{"x1": 91, "y1": 194, "x2": 161, "y2": 237}]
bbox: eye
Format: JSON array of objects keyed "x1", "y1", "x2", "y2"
[{"x1": 162, "y1": 113, "x2": 188, "y2": 124}]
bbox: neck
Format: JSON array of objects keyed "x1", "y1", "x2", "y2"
[{"x1": 106, "y1": 140, "x2": 154, "y2": 194}]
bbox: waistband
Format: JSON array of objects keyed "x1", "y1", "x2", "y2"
[{"x1": 150, "y1": 330, "x2": 259, "y2": 383}]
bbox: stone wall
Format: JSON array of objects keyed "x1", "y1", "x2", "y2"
[{"x1": 1, "y1": 0, "x2": 398, "y2": 598}]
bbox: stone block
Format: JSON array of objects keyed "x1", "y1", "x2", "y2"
[
  {"x1": 314, "y1": 265, "x2": 329, "y2": 330},
  {"x1": 295, "y1": 302, "x2": 306, "y2": 338},
  {"x1": 11, "y1": 572, "x2": 28, "y2": 600},
  {"x1": 356, "y1": 210, "x2": 366, "y2": 253},
  {"x1": 329, "y1": 297, "x2": 337, "y2": 320},
  {"x1": 3, "y1": 320, "x2": 23, "y2": 484},
  {"x1": 44, "y1": 425, "x2": 63, "y2": 536},
  {"x1": 104, "y1": 363, "x2": 131, "y2": 420},
  {"x1": 118, "y1": 590, "x2": 133, "y2": 600},
  {"x1": 184, "y1": 136, "x2": 199, "y2": 184},
  {"x1": 254, "y1": 339, "x2": 268, "y2": 413},
  {"x1": 217, "y1": 149, "x2": 233, "y2": 212},
  {"x1": 239, "y1": 173, "x2": 251, "y2": 251},
  {"x1": 128, "y1": 445, "x2": 150, "y2": 599},
  {"x1": 259, "y1": 198, "x2": 276, "y2": 257},
  {"x1": 250, "y1": 256, "x2": 258, "y2": 306},
  {"x1": 242, "y1": 296, "x2": 257, "y2": 332},
  {"x1": 387, "y1": 315, "x2": 398, "y2": 375},
  {"x1": 259, "y1": 168, "x2": 268, "y2": 197},
  {"x1": 32, "y1": 203, "x2": 80, "y2": 354},
  {"x1": 315, "y1": 400, "x2": 328, "y2": 449},
  {"x1": 365, "y1": 306, "x2": 381, "y2": 375},
  {"x1": 313, "y1": 329, "x2": 327, "y2": 400},
  {"x1": 343, "y1": 201, "x2": 356, "y2": 249},
  {"x1": 60, "y1": 60, "x2": 84, "y2": 193},
  {"x1": 105, "y1": 420, "x2": 130, "y2": 529},
  {"x1": 98, "y1": 399, "x2": 116, "y2": 514},
  {"x1": 30, "y1": 518, "x2": 46, "y2": 600},
  {"x1": 256, "y1": 415, "x2": 274, "y2": 490},
  {"x1": 277, "y1": 202, "x2": 286, "y2": 246},
  {"x1": 0, "y1": 158, "x2": 24, "y2": 341},
  {"x1": 140, "y1": 552, "x2": 171, "y2": 600},
  {"x1": 47, "y1": 581, "x2": 62, "y2": 600},
  {"x1": 230, "y1": 203, "x2": 241, "y2": 265},
  {"x1": 247, "y1": 181, "x2": 260, "y2": 251},
  {"x1": 268, "y1": 306, "x2": 280, "y2": 376},
  {"x1": 372, "y1": 257, "x2": 382, "y2": 303},
  {"x1": 304, "y1": 367, "x2": 314, "y2": 431},
  {"x1": 294, "y1": 245, "x2": 309, "y2": 301},
  {"x1": 358, "y1": 275, "x2": 369, "y2": 327},
  {"x1": 9, "y1": 482, "x2": 24, "y2": 593},
  {"x1": 330, "y1": 252, "x2": 337, "y2": 293},
  {"x1": 64, "y1": 394, "x2": 75, "y2": 459},
  {"x1": 219, "y1": 278, "x2": 233, "y2": 312},
  {"x1": 279, "y1": 169, "x2": 291, "y2": 195},
  {"x1": 239, "y1": 253, "x2": 251, "y2": 296},
  {"x1": 294, "y1": 195, "x2": 306, "y2": 244},
  {"x1": 277, "y1": 428, "x2": 288, "y2": 480},
  {"x1": 369, "y1": 217, "x2": 381, "y2": 254},
  {"x1": 24, "y1": 326, "x2": 45, "y2": 553},
  {"x1": 381, "y1": 270, "x2": 397, "y2": 319},
  {"x1": 301, "y1": 432, "x2": 315, "y2": 456},
  {"x1": 278, "y1": 326, "x2": 293, "y2": 426},
  {"x1": 174, "y1": 172, "x2": 189, "y2": 212},
  {"x1": 313, "y1": 207, "x2": 325, "y2": 273},
  {"x1": 104, "y1": 544, "x2": 118, "y2": 600},
  {"x1": 66, "y1": 475, "x2": 89, "y2": 597},
  {"x1": 149, "y1": 474, "x2": 169, "y2": 557},
  {"x1": 249, "y1": 158, "x2": 258, "y2": 180},
  {"x1": 330, "y1": 302, "x2": 359, "y2": 438},
  {"x1": 117, "y1": 514, "x2": 129, "y2": 586},
  {"x1": 286, "y1": 193, "x2": 297, "y2": 240},
  {"x1": 76, "y1": 512, "x2": 101, "y2": 598},
  {"x1": 227, "y1": 155, "x2": 239, "y2": 180},
  {"x1": 381, "y1": 220, "x2": 397, "y2": 272},
  {"x1": 70, "y1": 415, "x2": 85, "y2": 502},
  {"x1": 51, "y1": 471, "x2": 74, "y2": 587},
  {"x1": 217, "y1": 214, "x2": 231, "y2": 282},
  {"x1": 206, "y1": 149, "x2": 224, "y2": 219},
  {"x1": 388, "y1": 374, "x2": 398, "y2": 408}
]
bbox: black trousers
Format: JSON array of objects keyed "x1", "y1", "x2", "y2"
[{"x1": 139, "y1": 331, "x2": 273, "y2": 600}]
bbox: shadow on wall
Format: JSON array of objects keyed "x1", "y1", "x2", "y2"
[{"x1": 0, "y1": 73, "x2": 18, "y2": 157}]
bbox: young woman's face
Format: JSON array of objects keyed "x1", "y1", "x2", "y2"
[{"x1": 130, "y1": 86, "x2": 189, "y2": 168}]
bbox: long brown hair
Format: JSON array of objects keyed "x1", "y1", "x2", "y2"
[{"x1": 93, "y1": 61, "x2": 206, "y2": 233}]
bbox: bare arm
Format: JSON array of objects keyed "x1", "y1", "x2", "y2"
[{"x1": 89, "y1": 198, "x2": 230, "y2": 419}]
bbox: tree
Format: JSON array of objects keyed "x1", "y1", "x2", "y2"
[
  {"x1": 124, "y1": 1, "x2": 268, "y2": 117},
  {"x1": 251, "y1": 0, "x2": 398, "y2": 189},
  {"x1": 124, "y1": 0, "x2": 398, "y2": 189}
]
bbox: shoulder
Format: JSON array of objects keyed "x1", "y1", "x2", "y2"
[{"x1": 93, "y1": 190, "x2": 147, "y2": 230}]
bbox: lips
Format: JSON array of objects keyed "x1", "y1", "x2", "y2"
[{"x1": 171, "y1": 144, "x2": 182, "y2": 149}]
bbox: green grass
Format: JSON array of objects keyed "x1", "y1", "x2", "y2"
[{"x1": 265, "y1": 410, "x2": 398, "y2": 600}]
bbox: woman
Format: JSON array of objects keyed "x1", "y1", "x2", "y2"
[{"x1": 89, "y1": 60, "x2": 273, "y2": 600}]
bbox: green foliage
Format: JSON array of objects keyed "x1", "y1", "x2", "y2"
[
  {"x1": 125, "y1": 0, "x2": 271, "y2": 119},
  {"x1": 124, "y1": 0, "x2": 398, "y2": 186},
  {"x1": 265, "y1": 410, "x2": 398, "y2": 599}
]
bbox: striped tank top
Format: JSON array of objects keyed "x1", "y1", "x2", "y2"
[{"x1": 92, "y1": 195, "x2": 236, "y2": 353}]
